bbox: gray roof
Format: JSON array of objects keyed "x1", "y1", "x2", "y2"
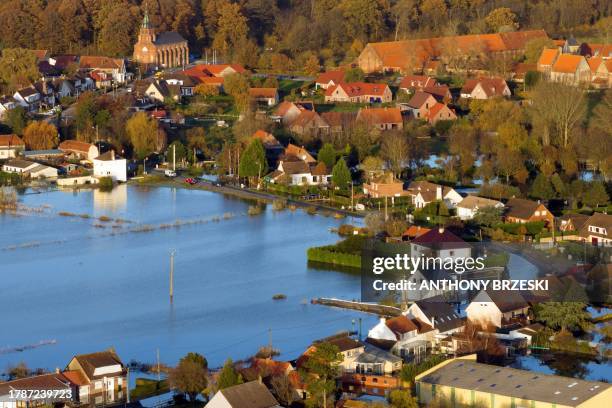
[
  {"x1": 155, "y1": 32, "x2": 186, "y2": 45},
  {"x1": 4, "y1": 159, "x2": 36, "y2": 169},
  {"x1": 355, "y1": 344, "x2": 402, "y2": 365},
  {"x1": 417, "y1": 360, "x2": 610, "y2": 407},
  {"x1": 23, "y1": 149, "x2": 64, "y2": 157},
  {"x1": 471, "y1": 289, "x2": 528, "y2": 313},
  {"x1": 413, "y1": 296, "x2": 463, "y2": 333},
  {"x1": 218, "y1": 381, "x2": 279, "y2": 408}
]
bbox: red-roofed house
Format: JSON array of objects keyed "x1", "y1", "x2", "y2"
[
  {"x1": 249, "y1": 88, "x2": 279, "y2": 106},
  {"x1": 588, "y1": 57, "x2": 611, "y2": 88},
  {"x1": 0, "y1": 134, "x2": 25, "y2": 159},
  {"x1": 356, "y1": 107, "x2": 403, "y2": 130},
  {"x1": 425, "y1": 102, "x2": 457, "y2": 124},
  {"x1": 59, "y1": 140, "x2": 99, "y2": 161},
  {"x1": 79, "y1": 56, "x2": 127, "y2": 83},
  {"x1": 460, "y1": 77, "x2": 510, "y2": 99},
  {"x1": 537, "y1": 48, "x2": 560, "y2": 76},
  {"x1": 325, "y1": 82, "x2": 392, "y2": 103},
  {"x1": 315, "y1": 69, "x2": 345, "y2": 89},
  {"x1": 550, "y1": 54, "x2": 591, "y2": 84}
]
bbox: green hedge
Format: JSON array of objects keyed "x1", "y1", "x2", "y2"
[{"x1": 307, "y1": 247, "x2": 361, "y2": 269}]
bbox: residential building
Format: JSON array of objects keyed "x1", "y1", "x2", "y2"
[
  {"x1": 537, "y1": 48, "x2": 560, "y2": 77},
  {"x1": 205, "y1": 381, "x2": 280, "y2": 408},
  {"x1": 579, "y1": 43, "x2": 612, "y2": 59},
  {"x1": 401, "y1": 225, "x2": 431, "y2": 241},
  {"x1": 406, "y1": 180, "x2": 462, "y2": 209},
  {"x1": 283, "y1": 144, "x2": 316, "y2": 163},
  {"x1": 466, "y1": 289, "x2": 529, "y2": 328},
  {"x1": 410, "y1": 227, "x2": 472, "y2": 261},
  {"x1": 184, "y1": 64, "x2": 246, "y2": 78},
  {"x1": 59, "y1": 141, "x2": 99, "y2": 161},
  {"x1": 422, "y1": 85, "x2": 452, "y2": 103},
  {"x1": 579, "y1": 212, "x2": 611, "y2": 246},
  {"x1": 64, "y1": 350, "x2": 127, "y2": 406},
  {"x1": 550, "y1": 54, "x2": 591, "y2": 84},
  {"x1": 325, "y1": 82, "x2": 392, "y2": 103},
  {"x1": 298, "y1": 333, "x2": 365, "y2": 373},
  {"x1": 287, "y1": 110, "x2": 330, "y2": 138},
  {"x1": 456, "y1": 195, "x2": 504, "y2": 220},
  {"x1": 32, "y1": 80, "x2": 56, "y2": 108},
  {"x1": 587, "y1": 57, "x2": 612, "y2": 88},
  {"x1": 367, "y1": 316, "x2": 433, "y2": 363},
  {"x1": 0, "y1": 373, "x2": 75, "y2": 408},
  {"x1": 252, "y1": 130, "x2": 284, "y2": 167},
  {"x1": 269, "y1": 159, "x2": 330, "y2": 186},
  {"x1": 13, "y1": 87, "x2": 42, "y2": 112},
  {"x1": 93, "y1": 150, "x2": 127, "y2": 182},
  {"x1": 0, "y1": 134, "x2": 25, "y2": 159},
  {"x1": 425, "y1": 103, "x2": 457, "y2": 124},
  {"x1": 272, "y1": 101, "x2": 314, "y2": 125},
  {"x1": 164, "y1": 73, "x2": 197, "y2": 96},
  {"x1": 145, "y1": 80, "x2": 181, "y2": 103},
  {"x1": 356, "y1": 107, "x2": 403, "y2": 130},
  {"x1": 315, "y1": 69, "x2": 345, "y2": 89},
  {"x1": 340, "y1": 371, "x2": 402, "y2": 398},
  {"x1": 406, "y1": 296, "x2": 464, "y2": 340},
  {"x1": 2, "y1": 159, "x2": 58, "y2": 178},
  {"x1": 320, "y1": 111, "x2": 357, "y2": 136},
  {"x1": 415, "y1": 355, "x2": 611, "y2": 407},
  {"x1": 79, "y1": 56, "x2": 127, "y2": 84},
  {"x1": 0, "y1": 96, "x2": 17, "y2": 118},
  {"x1": 362, "y1": 173, "x2": 407, "y2": 199},
  {"x1": 249, "y1": 88, "x2": 279, "y2": 106},
  {"x1": 405, "y1": 91, "x2": 438, "y2": 120},
  {"x1": 23, "y1": 149, "x2": 65, "y2": 161},
  {"x1": 399, "y1": 75, "x2": 438, "y2": 93},
  {"x1": 133, "y1": 11, "x2": 188, "y2": 68},
  {"x1": 559, "y1": 213, "x2": 590, "y2": 233},
  {"x1": 512, "y1": 62, "x2": 537, "y2": 83},
  {"x1": 460, "y1": 77, "x2": 511, "y2": 99},
  {"x1": 504, "y1": 198, "x2": 553, "y2": 226},
  {"x1": 351, "y1": 344, "x2": 402, "y2": 375},
  {"x1": 358, "y1": 30, "x2": 548, "y2": 73}
]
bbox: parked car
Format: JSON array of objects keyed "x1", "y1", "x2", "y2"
[
  {"x1": 184, "y1": 178, "x2": 197, "y2": 185},
  {"x1": 165, "y1": 169, "x2": 177, "y2": 177}
]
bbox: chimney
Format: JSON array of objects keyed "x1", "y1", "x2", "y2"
[
  {"x1": 436, "y1": 185, "x2": 442, "y2": 200},
  {"x1": 431, "y1": 316, "x2": 435, "y2": 328},
  {"x1": 380, "y1": 317, "x2": 386, "y2": 325},
  {"x1": 111, "y1": 150, "x2": 115, "y2": 160},
  {"x1": 257, "y1": 375, "x2": 263, "y2": 385},
  {"x1": 55, "y1": 367, "x2": 60, "y2": 374}
]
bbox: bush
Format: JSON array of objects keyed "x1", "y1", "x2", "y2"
[{"x1": 98, "y1": 177, "x2": 114, "y2": 191}]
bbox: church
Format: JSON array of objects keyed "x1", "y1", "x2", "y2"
[{"x1": 133, "y1": 11, "x2": 189, "y2": 68}]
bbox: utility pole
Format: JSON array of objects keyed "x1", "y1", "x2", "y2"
[
  {"x1": 169, "y1": 249, "x2": 176, "y2": 303},
  {"x1": 173, "y1": 143, "x2": 176, "y2": 171},
  {"x1": 268, "y1": 328, "x2": 272, "y2": 360},
  {"x1": 384, "y1": 196, "x2": 388, "y2": 221},
  {"x1": 156, "y1": 348, "x2": 161, "y2": 381},
  {"x1": 350, "y1": 181, "x2": 354, "y2": 210}
]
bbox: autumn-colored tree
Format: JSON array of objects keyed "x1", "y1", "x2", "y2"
[
  {"x1": 0, "y1": 48, "x2": 39, "y2": 92},
  {"x1": 168, "y1": 352, "x2": 208, "y2": 402},
  {"x1": 301, "y1": 342, "x2": 343, "y2": 408},
  {"x1": 524, "y1": 37, "x2": 556, "y2": 63},
  {"x1": 420, "y1": 0, "x2": 448, "y2": 32},
  {"x1": 485, "y1": 7, "x2": 519, "y2": 32},
  {"x1": 304, "y1": 54, "x2": 320, "y2": 76},
  {"x1": 23, "y1": 121, "x2": 59, "y2": 150},
  {"x1": 194, "y1": 84, "x2": 220, "y2": 97},
  {"x1": 212, "y1": 1, "x2": 249, "y2": 60},
  {"x1": 339, "y1": 0, "x2": 384, "y2": 41},
  {"x1": 380, "y1": 132, "x2": 408, "y2": 177},
  {"x1": 126, "y1": 112, "x2": 160, "y2": 159}
]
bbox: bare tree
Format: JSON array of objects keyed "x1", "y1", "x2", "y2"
[{"x1": 380, "y1": 131, "x2": 409, "y2": 177}]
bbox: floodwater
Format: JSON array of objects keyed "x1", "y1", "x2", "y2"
[{"x1": 0, "y1": 184, "x2": 377, "y2": 372}]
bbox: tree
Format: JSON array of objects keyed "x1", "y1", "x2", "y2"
[
  {"x1": 343, "y1": 67, "x2": 365, "y2": 83},
  {"x1": 448, "y1": 121, "x2": 477, "y2": 180},
  {"x1": 270, "y1": 374, "x2": 295, "y2": 406},
  {"x1": 524, "y1": 37, "x2": 556, "y2": 63},
  {"x1": 238, "y1": 138, "x2": 267, "y2": 183},
  {"x1": 302, "y1": 342, "x2": 343, "y2": 408},
  {"x1": 485, "y1": 8, "x2": 518, "y2": 32},
  {"x1": 126, "y1": 112, "x2": 160, "y2": 160},
  {"x1": 361, "y1": 156, "x2": 384, "y2": 180},
  {"x1": 216, "y1": 358, "x2": 243, "y2": 390},
  {"x1": 380, "y1": 132, "x2": 408, "y2": 177},
  {"x1": 473, "y1": 206, "x2": 503, "y2": 227},
  {"x1": 583, "y1": 182, "x2": 609, "y2": 208},
  {"x1": 349, "y1": 122, "x2": 380, "y2": 162},
  {"x1": 224, "y1": 73, "x2": 251, "y2": 112},
  {"x1": 331, "y1": 158, "x2": 351, "y2": 188},
  {"x1": 318, "y1": 143, "x2": 336, "y2": 168},
  {"x1": 23, "y1": 121, "x2": 59, "y2": 150},
  {"x1": 212, "y1": 1, "x2": 249, "y2": 61},
  {"x1": 0, "y1": 48, "x2": 38, "y2": 92},
  {"x1": 166, "y1": 141, "x2": 187, "y2": 167},
  {"x1": 187, "y1": 127, "x2": 208, "y2": 160},
  {"x1": 304, "y1": 54, "x2": 320, "y2": 76},
  {"x1": 194, "y1": 84, "x2": 220, "y2": 97},
  {"x1": 168, "y1": 352, "x2": 208, "y2": 402},
  {"x1": 339, "y1": 0, "x2": 384, "y2": 41},
  {"x1": 530, "y1": 173, "x2": 555, "y2": 200},
  {"x1": 389, "y1": 389, "x2": 418, "y2": 408},
  {"x1": 536, "y1": 302, "x2": 591, "y2": 333},
  {"x1": 3, "y1": 106, "x2": 28, "y2": 134},
  {"x1": 420, "y1": 0, "x2": 448, "y2": 32}
]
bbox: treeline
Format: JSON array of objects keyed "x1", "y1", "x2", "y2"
[{"x1": 0, "y1": 0, "x2": 610, "y2": 67}]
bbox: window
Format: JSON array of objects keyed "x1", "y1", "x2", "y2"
[
  {"x1": 535, "y1": 211, "x2": 540, "y2": 216},
  {"x1": 95, "y1": 381, "x2": 103, "y2": 390}
]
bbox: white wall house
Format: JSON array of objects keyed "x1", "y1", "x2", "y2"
[
  {"x1": 205, "y1": 381, "x2": 281, "y2": 408},
  {"x1": 0, "y1": 97, "x2": 17, "y2": 118},
  {"x1": 13, "y1": 87, "x2": 41, "y2": 112},
  {"x1": 2, "y1": 159, "x2": 58, "y2": 178},
  {"x1": 466, "y1": 290, "x2": 530, "y2": 328},
  {"x1": 93, "y1": 150, "x2": 127, "y2": 182},
  {"x1": 407, "y1": 181, "x2": 463, "y2": 209},
  {"x1": 0, "y1": 134, "x2": 25, "y2": 159},
  {"x1": 456, "y1": 195, "x2": 504, "y2": 220}
]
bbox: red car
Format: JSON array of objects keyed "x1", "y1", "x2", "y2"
[{"x1": 184, "y1": 178, "x2": 198, "y2": 185}]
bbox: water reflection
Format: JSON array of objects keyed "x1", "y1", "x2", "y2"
[{"x1": 93, "y1": 184, "x2": 128, "y2": 213}]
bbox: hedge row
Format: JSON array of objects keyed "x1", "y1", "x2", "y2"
[{"x1": 307, "y1": 247, "x2": 361, "y2": 269}]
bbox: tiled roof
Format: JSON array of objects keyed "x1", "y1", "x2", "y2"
[
  {"x1": 505, "y1": 198, "x2": 545, "y2": 219},
  {"x1": 4, "y1": 159, "x2": 35, "y2": 169},
  {"x1": 413, "y1": 296, "x2": 464, "y2": 333},
  {"x1": 426, "y1": 102, "x2": 453, "y2": 120},
  {"x1": 252, "y1": 130, "x2": 281, "y2": 149},
  {"x1": 411, "y1": 227, "x2": 467, "y2": 250},
  {"x1": 219, "y1": 381, "x2": 279, "y2": 408},
  {"x1": 59, "y1": 140, "x2": 95, "y2": 154},
  {"x1": 155, "y1": 31, "x2": 186, "y2": 45},
  {"x1": 458, "y1": 195, "x2": 503, "y2": 210},
  {"x1": 249, "y1": 87, "x2": 277, "y2": 98},
  {"x1": 320, "y1": 111, "x2": 357, "y2": 128},
  {"x1": 71, "y1": 350, "x2": 123, "y2": 380},
  {"x1": 61, "y1": 370, "x2": 88, "y2": 386},
  {"x1": 79, "y1": 56, "x2": 124, "y2": 70},
  {"x1": 407, "y1": 91, "x2": 436, "y2": 109},
  {"x1": 0, "y1": 134, "x2": 25, "y2": 147},
  {"x1": 461, "y1": 77, "x2": 508, "y2": 97},
  {"x1": 310, "y1": 161, "x2": 330, "y2": 176},
  {"x1": 357, "y1": 107, "x2": 402, "y2": 125},
  {"x1": 586, "y1": 57, "x2": 604, "y2": 72},
  {"x1": 552, "y1": 54, "x2": 586, "y2": 74},
  {"x1": 326, "y1": 82, "x2": 388, "y2": 97},
  {"x1": 0, "y1": 373, "x2": 70, "y2": 396},
  {"x1": 314, "y1": 333, "x2": 363, "y2": 352},
  {"x1": 315, "y1": 69, "x2": 345, "y2": 85},
  {"x1": 386, "y1": 315, "x2": 418, "y2": 335},
  {"x1": 581, "y1": 212, "x2": 612, "y2": 239},
  {"x1": 537, "y1": 48, "x2": 559, "y2": 66}
]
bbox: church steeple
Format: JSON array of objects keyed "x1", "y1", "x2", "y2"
[
  {"x1": 138, "y1": 3, "x2": 156, "y2": 44},
  {"x1": 142, "y1": 5, "x2": 151, "y2": 29}
]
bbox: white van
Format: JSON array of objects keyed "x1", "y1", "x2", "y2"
[{"x1": 164, "y1": 169, "x2": 176, "y2": 177}]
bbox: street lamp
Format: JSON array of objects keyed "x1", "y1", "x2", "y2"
[{"x1": 143, "y1": 157, "x2": 148, "y2": 175}]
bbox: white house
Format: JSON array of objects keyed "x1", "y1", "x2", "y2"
[
  {"x1": 0, "y1": 373, "x2": 75, "y2": 408},
  {"x1": 579, "y1": 212, "x2": 611, "y2": 246},
  {"x1": 269, "y1": 160, "x2": 330, "y2": 186},
  {"x1": 13, "y1": 87, "x2": 41, "y2": 112},
  {"x1": 410, "y1": 227, "x2": 472, "y2": 261},
  {"x1": 2, "y1": 159, "x2": 58, "y2": 178},
  {"x1": 466, "y1": 289, "x2": 530, "y2": 328},
  {"x1": 406, "y1": 180, "x2": 462, "y2": 209},
  {"x1": 367, "y1": 316, "x2": 433, "y2": 363},
  {"x1": 248, "y1": 88, "x2": 279, "y2": 106},
  {"x1": 0, "y1": 134, "x2": 25, "y2": 159},
  {"x1": 205, "y1": 381, "x2": 281, "y2": 408},
  {"x1": 93, "y1": 150, "x2": 127, "y2": 182},
  {"x1": 456, "y1": 195, "x2": 504, "y2": 220},
  {"x1": 59, "y1": 140, "x2": 100, "y2": 161},
  {"x1": 406, "y1": 296, "x2": 464, "y2": 338},
  {"x1": 79, "y1": 56, "x2": 127, "y2": 84},
  {"x1": 0, "y1": 96, "x2": 17, "y2": 118}
]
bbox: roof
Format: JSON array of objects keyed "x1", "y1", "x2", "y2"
[
  {"x1": 326, "y1": 82, "x2": 389, "y2": 98},
  {"x1": 71, "y1": 350, "x2": 124, "y2": 380},
  {"x1": 559, "y1": 213, "x2": 589, "y2": 231},
  {"x1": 61, "y1": 370, "x2": 88, "y2": 386},
  {"x1": 461, "y1": 77, "x2": 508, "y2": 97},
  {"x1": 314, "y1": 333, "x2": 363, "y2": 352},
  {"x1": 4, "y1": 159, "x2": 36, "y2": 169},
  {"x1": 505, "y1": 198, "x2": 545, "y2": 220},
  {"x1": 59, "y1": 140, "x2": 95, "y2": 154},
  {"x1": 200, "y1": 64, "x2": 246, "y2": 77},
  {"x1": 457, "y1": 195, "x2": 503, "y2": 210},
  {"x1": 552, "y1": 54, "x2": 586, "y2": 74},
  {"x1": 426, "y1": 102, "x2": 454, "y2": 120},
  {"x1": 218, "y1": 381, "x2": 279, "y2": 408},
  {"x1": 402, "y1": 225, "x2": 431, "y2": 238},
  {"x1": 411, "y1": 227, "x2": 468, "y2": 250},
  {"x1": 31, "y1": 49, "x2": 49, "y2": 60},
  {"x1": 310, "y1": 162, "x2": 330, "y2": 176},
  {"x1": 399, "y1": 75, "x2": 437, "y2": 89},
  {"x1": 154, "y1": 31, "x2": 187, "y2": 45},
  {"x1": 386, "y1": 315, "x2": 418, "y2": 335},
  {"x1": 280, "y1": 160, "x2": 311, "y2": 175},
  {"x1": 355, "y1": 344, "x2": 402, "y2": 364},
  {"x1": 17, "y1": 87, "x2": 39, "y2": 98},
  {"x1": 315, "y1": 69, "x2": 345, "y2": 85},
  {"x1": 538, "y1": 48, "x2": 559, "y2": 66},
  {"x1": 79, "y1": 56, "x2": 124, "y2": 70},
  {"x1": 0, "y1": 373, "x2": 70, "y2": 396},
  {"x1": 284, "y1": 143, "x2": 316, "y2": 163},
  {"x1": 252, "y1": 130, "x2": 282, "y2": 149},
  {"x1": 417, "y1": 359, "x2": 611, "y2": 407},
  {"x1": 0, "y1": 134, "x2": 25, "y2": 147},
  {"x1": 320, "y1": 111, "x2": 357, "y2": 128},
  {"x1": 289, "y1": 110, "x2": 328, "y2": 129},
  {"x1": 406, "y1": 180, "x2": 457, "y2": 203},
  {"x1": 422, "y1": 85, "x2": 450, "y2": 101},
  {"x1": 95, "y1": 150, "x2": 122, "y2": 161},
  {"x1": 586, "y1": 56, "x2": 604, "y2": 72},
  {"x1": 407, "y1": 90, "x2": 437, "y2": 109},
  {"x1": 413, "y1": 296, "x2": 463, "y2": 333},
  {"x1": 357, "y1": 107, "x2": 402, "y2": 125},
  {"x1": 471, "y1": 289, "x2": 528, "y2": 313},
  {"x1": 582, "y1": 212, "x2": 612, "y2": 238},
  {"x1": 23, "y1": 149, "x2": 63, "y2": 157},
  {"x1": 249, "y1": 87, "x2": 278, "y2": 98}
]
